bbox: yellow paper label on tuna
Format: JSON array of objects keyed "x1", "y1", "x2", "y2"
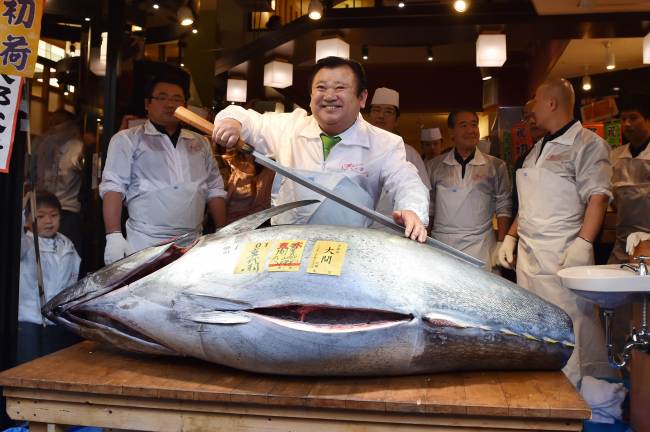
[
  {"x1": 234, "y1": 242, "x2": 272, "y2": 274},
  {"x1": 267, "y1": 240, "x2": 307, "y2": 272},
  {"x1": 307, "y1": 241, "x2": 348, "y2": 276}
]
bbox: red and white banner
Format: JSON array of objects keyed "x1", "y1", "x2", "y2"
[{"x1": 0, "y1": 73, "x2": 23, "y2": 173}]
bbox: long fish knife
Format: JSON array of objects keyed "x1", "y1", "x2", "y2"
[{"x1": 174, "y1": 106, "x2": 485, "y2": 268}]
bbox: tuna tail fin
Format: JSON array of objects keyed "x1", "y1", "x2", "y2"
[{"x1": 215, "y1": 200, "x2": 319, "y2": 237}]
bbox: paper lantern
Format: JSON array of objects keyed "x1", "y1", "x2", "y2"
[
  {"x1": 315, "y1": 38, "x2": 350, "y2": 62},
  {"x1": 227, "y1": 79, "x2": 247, "y2": 103},
  {"x1": 263, "y1": 61, "x2": 293, "y2": 88},
  {"x1": 476, "y1": 34, "x2": 507, "y2": 67}
]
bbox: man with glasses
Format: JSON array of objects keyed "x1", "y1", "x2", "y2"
[{"x1": 100, "y1": 75, "x2": 227, "y2": 264}]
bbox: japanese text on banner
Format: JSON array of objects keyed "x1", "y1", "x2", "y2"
[
  {"x1": 0, "y1": 0, "x2": 44, "y2": 77},
  {"x1": 0, "y1": 73, "x2": 23, "y2": 173}
]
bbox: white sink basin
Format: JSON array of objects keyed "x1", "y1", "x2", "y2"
[{"x1": 558, "y1": 264, "x2": 650, "y2": 309}]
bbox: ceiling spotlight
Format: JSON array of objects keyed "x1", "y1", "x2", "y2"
[
  {"x1": 192, "y1": 28, "x2": 198, "y2": 34},
  {"x1": 582, "y1": 74, "x2": 592, "y2": 91},
  {"x1": 152, "y1": 3, "x2": 159, "y2": 9},
  {"x1": 613, "y1": 86, "x2": 620, "y2": 91},
  {"x1": 96, "y1": 118, "x2": 101, "y2": 122},
  {"x1": 64, "y1": 91, "x2": 69, "y2": 95},
  {"x1": 605, "y1": 41, "x2": 615, "y2": 70},
  {"x1": 398, "y1": 1, "x2": 405, "y2": 7},
  {"x1": 426, "y1": 46, "x2": 433, "y2": 61},
  {"x1": 308, "y1": 0, "x2": 323, "y2": 19},
  {"x1": 178, "y1": 5, "x2": 194, "y2": 26},
  {"x1": 180, "y1": 63, "x2": 185, "y2": 67},
  {"x1": 362, "y1": 45, "x2": 369, "y2": 60},
  {"x1": 482, "y1": 75, "x2": 492, "y2": 81},
  {"x1": 84, "y1": 17, "x2": 90, "y2": 21},
  {"x1": 453, "y1": 0, "x2": 468, "y2": 12}
]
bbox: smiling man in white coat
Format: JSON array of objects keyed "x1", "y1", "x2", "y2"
[
  {"x1": 211, "y1": 56, "x2": 429, "y2": 242},
  {"x1": 427, "y1": 110, "x2": 512, "y2": 271},
  {"x1": 100, "y1": 74, "x2": 227, "y2": 265},
  {"x1": 498, "y1": 78, "x2": 615, "y2": 385}
]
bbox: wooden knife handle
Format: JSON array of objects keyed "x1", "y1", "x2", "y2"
[{"x1": 174, "y1": 106, "x2": 214, "y2": 135}]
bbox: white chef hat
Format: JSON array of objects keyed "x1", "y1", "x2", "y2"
[
  {"x1": 370, "y1": 87, "x2": 399, "y2": 108},
  {"x1": 421, "y1": 128, "x2": 442, "y2": 141}
]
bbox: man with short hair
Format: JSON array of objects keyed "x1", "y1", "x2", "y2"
[
  {"x1": 608, "y1": 94, "x2": 650, "y2": 263},
  {"x1": 421, "y1": 127, "x2": 442, "y2": 161},
  {"x1": 427, "y1": 110, "x2": 511, "y2": 271},
  {"x1": 366, "y1": 87, "x2": 430, "y2": 233},
  {"x1": 100, "y1": 74, "x2": 227, "y2": 264},
  {"x1": 212, "y1": 57, "x2": 429, "y2": 242},
  {"x1": 498, "y1": 78, "x2": 614, "y2": 384}
]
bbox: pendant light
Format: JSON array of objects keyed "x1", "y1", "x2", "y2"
[
  {"x1": 582, "y1": 66, "x2": 592, "y2": 91},
  {"x1": 315, "y1": 37, "x2": 350, "y2": 61},
  {"x1": 476, "y1": 34, "x2": 507, "y2": 67},
  {"x1": 227, "y1": 79, "x2": 247, "y2": 103},
  {"x1": 308, "y1": 0, "x2": 323, "y2": 20},
  {"x1": 264, "y1": 60, "x2": 293, "y2": 88},
  {"x1": 605, "y1": 41, "x2": 615, "y2": 70}
]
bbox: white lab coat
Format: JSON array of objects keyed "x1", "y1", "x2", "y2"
[
  {"x1": 427, "y1": 148, "x2": 511, "y2": 271},
  {"x1": 608, "y1": 142, "x2": 650, "y2": 263},
  {"x1": 19, "y1": 231, "x2": 80, "y2": 325},
  {"x1": 371, "y1": 143, "x2": 430, "y2": 232},
  {"x1": 515, "y1": 120, "x2": 615, "y2": 385},
  {"x1": 99, "y1": 120, "x2": 226, "y2": 251},
  {"x1": 215, "y1": 107, "x2": 429, "y2": 226}
]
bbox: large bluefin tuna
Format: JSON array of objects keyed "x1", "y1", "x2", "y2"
[{"x1": 44, "y1": 201, "x2": 574, "y2": 376}]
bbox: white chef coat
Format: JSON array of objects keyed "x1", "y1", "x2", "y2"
[
  {"x1": 19, "y1": 231, "x2": 80, "y2": 325},
  {"x1": 427, "y1": 148, "x2": 511, "y2": 269},
  {"x1": 515, "y1": 120, "x2": 614, "y2": 385},
  {"x1": 215, "y1": 106, "x2": 429, "y2": 226},
  {"x1": 99, "y1": 120, "x2": 226, "y2": 251}
]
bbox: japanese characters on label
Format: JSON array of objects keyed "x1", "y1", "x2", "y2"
[
  {"x1": 307, "y1": 241, "x2": 348, "y2": 276},
  {"x1": 0, "y1": 73, "x2": 22, "y2": 173},
  {"x1": 0, "y1": 0, "x2": 44, "y2": 77},
  {"x1": 234, "y1": 241, "x2": 272, "y2": 274},
  {"x1": 267, "y1": 240, "x2": 306, "y2": 272},
  {"x1": 234, "y1": 239, "x2": 349, "y2": 276}
]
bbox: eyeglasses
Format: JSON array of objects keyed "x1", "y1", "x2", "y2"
[{"x1": 150, "y1": 94, "x2": 185, "y2": 104}]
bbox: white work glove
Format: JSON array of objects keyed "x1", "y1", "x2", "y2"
[
  {"x1": 104, "y1": 232, "x2": 133, "y2": 265},
  {"x1": 497, "y1": 235, "x2": 517, "y2": 269},
  {"x1": 626, "y1": 232, "x2": 650, "y2": 255},
  {"x1": 560, "y1": 237, "x2": 593, "y2": 268}
]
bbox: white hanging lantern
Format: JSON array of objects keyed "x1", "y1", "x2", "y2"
[
  {"x1": 263, "y1": 60, "x2": 293, "y2": 88},
  {"x1": 227, "y1": 79, "x2": 247, "y2": 103},
  {"x1": 476, "y1": 34, "x2": 507, "y2": 67},
  {"x1": 315, "y1": 37, "x2": 350, "y2": 62},
  {"x1": 89, "y1": 32, "x2": 108, "y2": 76},
  {"x1": 644, "y1": 33, "x2": 650, "y2": 64}
]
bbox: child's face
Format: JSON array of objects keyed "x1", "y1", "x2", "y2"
[{"x1": 29, "y1": 205, "x2": 61, "y2": 238}]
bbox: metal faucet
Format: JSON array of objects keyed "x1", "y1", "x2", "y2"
[
  {"x1": 619, "y1": 255, "x2": 649, "y2": 276},
  {"x1": 605, "y1": 257, "x2": 649, "y2": 368}
]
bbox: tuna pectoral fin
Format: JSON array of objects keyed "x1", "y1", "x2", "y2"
[
  {"x1": 189, "y1": 311, "x2": 250, "y2": 324},
  {"x1": 215, "y1": 200, "x2": 319, "y2": 237}
]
